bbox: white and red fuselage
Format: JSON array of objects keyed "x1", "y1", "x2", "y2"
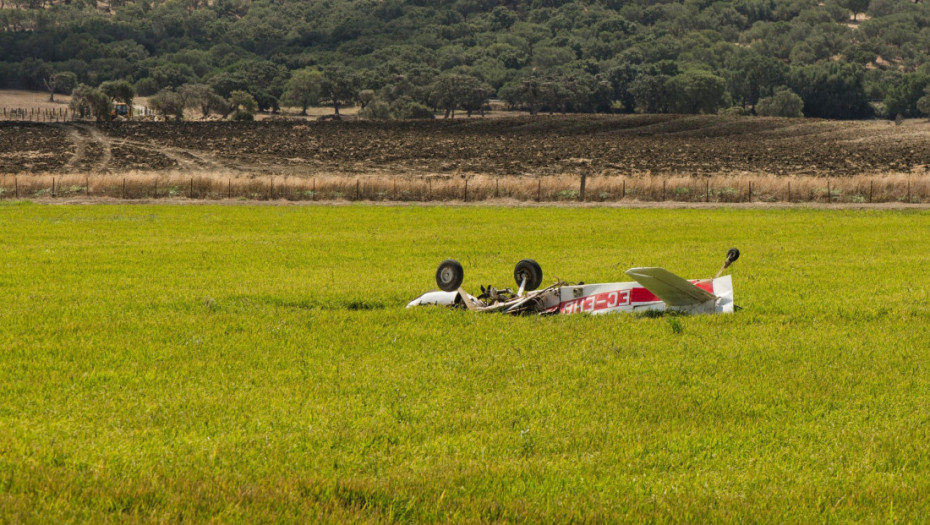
[{"x1": 407, "y1": 274, "x2": 735, "y2": 316}]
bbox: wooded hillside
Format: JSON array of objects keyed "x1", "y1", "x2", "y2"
[{"x1": 3, "y1": 0, "x2": 930, "y2": 119}]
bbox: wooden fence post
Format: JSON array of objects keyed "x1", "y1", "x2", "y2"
[
  {"x1": 869, "y1": 180, "x2": 873, "y2": 203},
  {"x1": 706, "y1": 180, "x2": 709, "y2": 203},
  {"x1": 662, "y1": 180, "x2": 666, "y2": 201},
  {"x1": 537, "y1": 178, "x2": 541, "y2": 202},
  {"x1": 787, "y1": 182, "x2": 791, "y2": 203},
  {"x1": 495, "y1": 178, "x2": 499, "y2": 198},
  {"x1": 464, "y1": 178, "x2": 468, "y2": 203},
  {"x1": 748, "y1": 181, "x2": 752, "y2": 203},
  {"x1": 228, "y1": 179, "x2": 231, "y2": 199},
  {"x1": 14, "y1": 177, "x2": 18, "y2": 198},
  {"x1": 622, "y1": 179, "x2": 625, "y2": 200},
  {"x1": 907, "y1": 180, "x2": 911, "y2": 203},
  {"x1": 579, "y1": 172, "x2": 586, "y2": 202},
  {"x1": 355, "y1": 178, "x2": 360, "y2": 201}
]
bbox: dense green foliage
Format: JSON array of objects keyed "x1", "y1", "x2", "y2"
[
  {"x1": 3, "y1": 0, "x2": 930, "y2": 118},
  {"x1": 2, "y1": 203, "x2": 930, "y2": 521}
]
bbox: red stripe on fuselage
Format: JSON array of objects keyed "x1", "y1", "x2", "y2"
[{"x1": 630, "y1": 280, "x2": 713, "y2": 303}]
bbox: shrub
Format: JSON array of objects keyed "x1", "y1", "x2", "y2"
[
  {"x1": 358, "y1": 100, "x2": 391, "y2": 120},
  {"x1": 393, "y1": 101, "x2": 434, "y2": 119},
  {"x1": 757, "y1": 88, "x2": 804, "y2": 118}
]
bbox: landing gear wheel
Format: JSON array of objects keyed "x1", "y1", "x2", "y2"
[
  {"x1": 514, "y1": 259, "x2": 543, "y2": 291},
  {"x1": 435, "y1": 260, "x2": 464, "y2": 292},
  {"x1": 726, "y1": 248, "x2": 740, "y2": 264}
]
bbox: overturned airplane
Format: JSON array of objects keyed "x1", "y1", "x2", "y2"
[{"x1": 407, "y1": 249, "x2": 740, "y2": 315}]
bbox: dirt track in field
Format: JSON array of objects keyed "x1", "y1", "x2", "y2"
[{"x1": 3, "y1": 115, "x2": 930, "y2": 177}]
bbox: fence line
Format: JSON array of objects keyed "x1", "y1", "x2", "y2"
[
  {"x1": 1, "y1": 105, "x2": 154, "y2": 122},
  {"x1": 1, "y1": 106, "x2": 77, "y2": 122},
  {"x1": 0, "y1": 173, "x2": 927, "y2": 204}
]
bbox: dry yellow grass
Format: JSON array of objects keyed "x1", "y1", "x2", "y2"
[{"x1": 3, "y1": 171, "x2": 929, "y2": 204}]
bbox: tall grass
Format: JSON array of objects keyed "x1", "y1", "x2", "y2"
[
  {"x1": 3, "y1": 204, "x2": 930, "y2": 522},
  {"x1": 3, "y1": 171, "x2": 929, "y2": 203}
]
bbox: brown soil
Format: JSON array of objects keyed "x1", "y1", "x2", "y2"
[{"x1": 3, "y1": 115, "x2": 930, "y2": 178}]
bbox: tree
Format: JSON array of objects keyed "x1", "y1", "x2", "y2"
[
  {"x1": 838, "y1": 0, "x2": 870, "y2": 21},
  {"x1": 208, "y1": 72, "x2": 249, "y2": 98},
  {"x1": 43, "y1": 72, "x2": 77, "y2": 102},
  {"x1": 358, "y1": 99, "x2": 391, "y2": 119},
  {"x1": 457, "y1": 76, "x2": 492, "y2": 117},
  {"x1": 319, "y1": 65, "x2": 359, "y2": 117},
  {"x1": 429, "y1": 73, "x2": 490, "y2": 118},
  {"x1": 499, "y1": 75, "x2": 545, "y2": 115},
  {"x1": 916, "y1": 86, "x2": 930, "y2": 119},
  {"x1": 882, "y1": 72, "x2": 930, "y2": 119},
  {"x1": 178, "y1": 83, "x2": 227, "y2": 118},
  {"x1": 236, "y1": 59, "x2": 289, "y2": 112},
  {"x1": 538, "y1": 77, "x2": 574, "y2": 114},
  {"x1": 357, "y1": 89, "x2": 375, "y2": 109},
  {"x1": 630, "y1": 74, "x2": 672, "y2": 114},
  {"x1": 281, "y1": 68, "x2": 323, "y2": 115},
  {"x1": 756, "y1": 88, "x2": 804, "y2": 117},
  {"x1": 151, "y1": 63, "x2": 196, "y2": 90},
  {"x1": 666, "y1": 70, "x2": 728, "y2": 114},
  {"x1": 99, "y1": 79, "x2": 136, "y2": 108},
  {"x1": 605, "y1": 63, "x2": 638, "y2": 113},
  {"x1": 134, "y1": 78, "x2": 158, "y2": 97},
  {"x1": 724, "y1": 50, "x2": 788, "y2": 111},
  {"x1": 148, "y1": 88, "x2": 185, "y2": 120},
  {"x1": 790, "y1": 62, "x2": 873, "y2": 119},
  {"x1": 69, "y1": 84, "x2": 112, "y2": 121},
  {"x1": 228, "y1": 89, "x2": 257, "y2": 120}
]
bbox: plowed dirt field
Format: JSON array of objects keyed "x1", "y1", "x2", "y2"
[{"x1": 3, "y1": 115, "x2": 930, "y2": 177}]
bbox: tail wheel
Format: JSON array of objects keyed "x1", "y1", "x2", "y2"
[
  {"x1": 514, "y1": 259, "x2": 543, "y2": 291},
  {"x1": 435, "y1": 259, "x2": 464, "y2": 292}
]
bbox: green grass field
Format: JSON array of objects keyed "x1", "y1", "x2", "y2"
[{"x1": 1, "y1": 202, "x2": 929, "y2": 522}]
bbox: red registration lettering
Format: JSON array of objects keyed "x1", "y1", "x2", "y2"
[{"x1": 560, "y1": 289, "x2": 630, "y2": 313}]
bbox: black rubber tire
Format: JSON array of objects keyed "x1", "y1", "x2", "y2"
[
  {"x1": 514, "y1": 259, "x2": 543, "y2": 291},
  {"x1": 435, "y1": 259, "x2": 464, "y2": 292},
  {"x1": 726, "y1": 248, "x2": 740, "y2": 264}
]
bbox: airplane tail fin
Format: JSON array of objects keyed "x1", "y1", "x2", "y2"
[{"x1": 625, "y1": 267, "x2": 716, "y2": 306}]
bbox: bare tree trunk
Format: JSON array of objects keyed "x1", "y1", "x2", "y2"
[{"x1": 43, "y1": 76, "x2": 57, "y2": 103}]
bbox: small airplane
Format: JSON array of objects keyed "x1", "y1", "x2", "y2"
[{"x1": 407, "y1": 249, "x2": 740, "y2": 315}]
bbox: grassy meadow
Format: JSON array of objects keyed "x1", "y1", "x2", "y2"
[{"x1": 1, "y1": 202, "x2": 929, "y2": 522}]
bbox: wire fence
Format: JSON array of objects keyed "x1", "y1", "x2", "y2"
[
  {"x1": 0, "y1": 173, "x2": 927, "y2": 204},
  {"x1": 1, "y1": 106, "x2": 156, "y2": 122},
  {"x1": 1, "y1": 107, "x2": 76, "y2": 122}
]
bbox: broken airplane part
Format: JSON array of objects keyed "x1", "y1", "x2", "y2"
[{"x1": 407, "y1": 248, "x2": 740, "y2": 315}]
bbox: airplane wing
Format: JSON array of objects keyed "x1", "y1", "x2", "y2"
[{"x1": 624, "y1": 267, "x2": 716, "y2": 306}]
